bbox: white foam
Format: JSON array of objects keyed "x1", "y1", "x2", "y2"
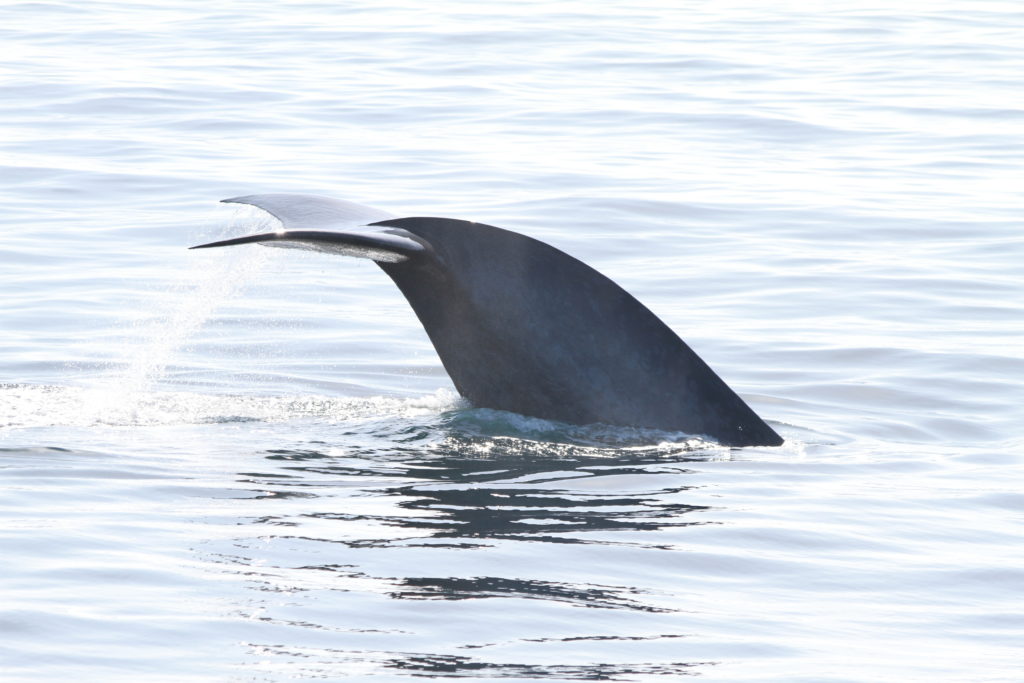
[{"x1": 0, "y1": 384, "x2": 463, "y2": 430}]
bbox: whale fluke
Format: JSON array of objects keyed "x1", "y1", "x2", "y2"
[
  {"x1": 222, "y1": 193, "x2": 395, "y2": 229},
  {"x1": 190, "y1": 229, "x2": 427, "y2": 263},
  {"x1": 193, "y1": 194, "x2": 783, "y2": 447}
]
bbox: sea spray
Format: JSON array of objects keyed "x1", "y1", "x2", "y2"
[{"x1": 77, "y1": 207, "x2": 277, "y2": 425}]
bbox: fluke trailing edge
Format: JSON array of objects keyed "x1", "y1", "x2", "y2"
[{"x1": 192, "y1": 194, "x2": 783, "y2": 447}]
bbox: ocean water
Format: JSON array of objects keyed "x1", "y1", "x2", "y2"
[{"x1": 2, "y1": 1, "x2": 1023, "y2": 681}]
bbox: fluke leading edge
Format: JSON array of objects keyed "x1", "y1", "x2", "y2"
[{"x1": 191, "y1": 194, "x2": 783, "y2": 447}]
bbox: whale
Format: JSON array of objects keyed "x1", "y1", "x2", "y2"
[{"x1": 191, "y1": 194, "x2": 783, "y2": 447}]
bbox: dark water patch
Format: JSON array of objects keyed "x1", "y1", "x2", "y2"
[
  {"x1": 0, "y1": 445, "x2": 77, "y2": 454},
  {"x1": 385, "y1": 652, "x2": 706, "y2": 678},
  {"x1": 265, "y1": 448, "x2": 337, "y2": 462},
  {"x1": 256, "y1": 442, "x2": 714, "y2": 548},
  {"x1": 390, "y1": 576, "x2": 673, "y2": 613},
  {"x1": 524, "y1": 633, "x2": 691, "y2": 644}
]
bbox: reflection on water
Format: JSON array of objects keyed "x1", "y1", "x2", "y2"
[
  {"x1": 214, "y1": 417, "x2": 721, "y2": 678},
  {"x1": 298, "y1": 452, "x2": 710, "y2": 548},
  {"x1": 385, "y1": 653, "x2": 705, "y2": 679}
]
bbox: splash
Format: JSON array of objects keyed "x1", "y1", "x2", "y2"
[
  {"x1": 438, "y1": 406, "x2": 719, "y2": 456},
  {"x1": 77, "y1": 207, "x2": 277, "y2": 423},
  {"x1": 0, "y1": 385, "x2": 463, "y2": 431}
]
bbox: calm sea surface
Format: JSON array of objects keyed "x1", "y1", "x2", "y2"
[{"x1": 2, "y1": 2, "x2": 1023, "y2": 681}]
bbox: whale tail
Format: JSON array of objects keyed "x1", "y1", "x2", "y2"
[
  {"x1": 191, "y1": 194, "x2": 427, "y2": 263},
  {"x1": 190, "y1": 229, "x2": 428, "y2": 264},
  {"x1": 192, "y1": 193, "x2": 783, "y2": 447}
]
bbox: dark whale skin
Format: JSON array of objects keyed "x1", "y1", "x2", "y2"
[
  {"x1": 193, "y1": 195, "x2": 782, "y2": 447},
  {"x1": 375, "y1": 217, "x2": 783, "y2": 447}
]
